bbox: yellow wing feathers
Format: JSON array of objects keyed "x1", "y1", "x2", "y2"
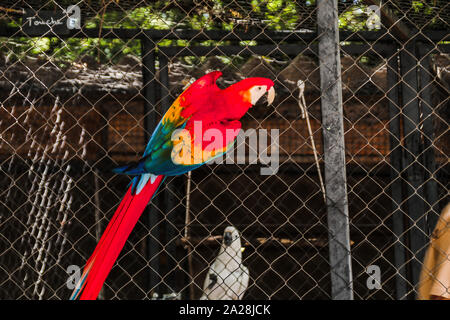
[{"x1": 161, "y1": 96, "x2": 187, "y2": 127}]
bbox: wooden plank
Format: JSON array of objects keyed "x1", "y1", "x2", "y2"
[
  {"x1": 0, "y1": 26, "x2": 447, "y2": 42},
  {"x1": 317, "y1": 0, "x2": 353, "y2": 300}
]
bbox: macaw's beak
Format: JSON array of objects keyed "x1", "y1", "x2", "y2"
[{"x1": 267, "y1": 86, "x2": 275, "y2": 105}]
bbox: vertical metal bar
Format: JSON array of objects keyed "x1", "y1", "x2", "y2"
[
  {"x1": 141, "y1": 34, "x2": 161, "y2": 294},
  {"x1": 159, "y1": 53, "x2": 171, "y2": 112},
  {"x1": 399, "y1": 41, "x2": 427, "y2": 294},
  {"x1": 386, "y1": 46, "x2": 408, "y2": 299},
  {"x1": 184, "y1": 171, "x2": 195, "y2": 300},
  {"x1": 100, "y1": 107, "x2": 109, "y2": 159},
  {"x1": 418, "y1": 44, "x2": 440, "y2": 234},
  {"x1": 93, "y1": 168, "x2": 105, "y2": 300},
  {"x1": 158, "y1": 52, "x2": 177, "y2": 293},
  {"x1": 317, "y1": 0, "x2": 353, "y2": 300}
]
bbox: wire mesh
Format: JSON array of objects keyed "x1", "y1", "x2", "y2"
[{"x1": 0, "y1": 0, "x2": 448, "y2": 300}]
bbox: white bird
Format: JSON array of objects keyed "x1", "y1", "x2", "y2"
[{"x1": 200, "y1": 226, "x2": 249, "y2": 300}]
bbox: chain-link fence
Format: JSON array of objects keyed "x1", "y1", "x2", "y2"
[{"x1": 0, "y1": 0, "x2": 448, "y2": 300}]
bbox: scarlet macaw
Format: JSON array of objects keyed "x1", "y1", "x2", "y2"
[{"x1": 70, "y1": 71, "x2": 275, "y2": 300}]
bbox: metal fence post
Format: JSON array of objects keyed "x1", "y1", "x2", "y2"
[
  {"x1": 399, "y1": 41, "x2": 428, "y2": 294},
  {"x1": 158, "y1": 52, "x2": 178, "y2": 294},
  {"x1": 317, "y1": 0, "x2": 353, "y2": 300},
  {"x1": 386, "y1": 46, "x2": 408, "y2": 299},
  {"x1": 141, "y1": 33, "x2": 161, "y2": 294},
  {"x1": 417, "y1": 44, "x2": 440, "y2": 235}
]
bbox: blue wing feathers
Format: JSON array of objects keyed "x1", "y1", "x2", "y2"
[{"x1": 113, "y1": 160, "x2": 146, "y2": 175}]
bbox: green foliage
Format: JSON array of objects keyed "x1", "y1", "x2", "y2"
[
  {"x1": 258, "y1": 0, "x2": 300, "y2": 30},
  {"x1": 409, "y1": 0, "x2": 440, "y2": 26},
  {"x1": 0, "y1": 0, "x2": 446, "y2": 65},
  {"x1": 338, "y1": 4, "x2": 379, "y2": 31}
]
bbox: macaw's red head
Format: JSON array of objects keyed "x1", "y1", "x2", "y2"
[
  {"x1": 223, "y1": 76, "x2": 276, "y2": 120},
  {"x1": 184, "y1": 71, "x2": 276, "y2": 132},
  {"x1": 178, "y1": 72, "x2": 276, "y2": 165},
  {"x1": 198, "y1": 74, "x2": 276, "y2": 148}
]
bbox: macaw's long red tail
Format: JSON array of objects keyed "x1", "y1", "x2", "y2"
[{"x1": 70, "y1": 174, "x2": 164, "y2": 300}]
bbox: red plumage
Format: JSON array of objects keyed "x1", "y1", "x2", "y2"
[
  {"x1": 72, "y1": 175, "x2": 163, "y2": 300},
  {"x1": 70, "y1": 71, "x2": 275, "y2": 300}
]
